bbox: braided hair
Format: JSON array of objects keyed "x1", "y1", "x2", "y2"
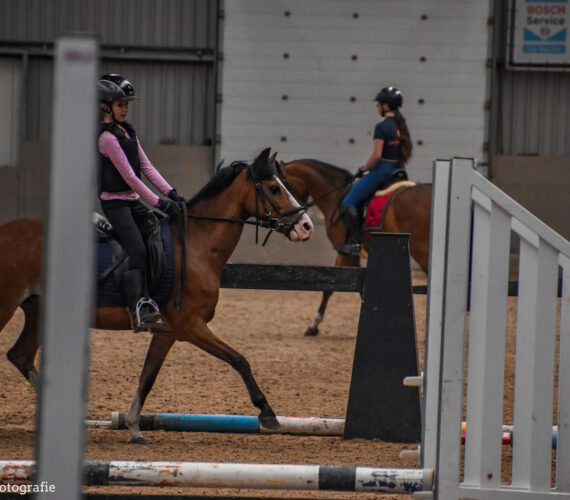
[{"x1": 394, "y1": 110, "x2": 412, "y2": 164}]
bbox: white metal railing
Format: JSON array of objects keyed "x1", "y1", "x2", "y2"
[{"x1": 422, "y1": 158, "x2": 570, "y2": 499}]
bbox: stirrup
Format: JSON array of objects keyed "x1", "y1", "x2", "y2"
[{"x1": 132, "y1": 297, "x2": 163, "y2": 332}]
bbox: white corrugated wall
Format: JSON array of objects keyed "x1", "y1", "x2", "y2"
[{"x1": 218, "y1": 0, "x2": 491, "y2": 182}]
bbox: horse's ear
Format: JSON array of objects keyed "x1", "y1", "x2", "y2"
[
  {"x1": 251, "y1": 148, "x2": 272, "y2": 179},
  {"x1": 254, "y1": 147, "x2": 271, "y2": 166},
  {"x1": 269, "y1": 151, "x2": 278, "y2": 164}
]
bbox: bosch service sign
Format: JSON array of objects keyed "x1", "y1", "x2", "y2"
[{"x1": 510, "y1": 0, "x2": 569, "y2": 68}]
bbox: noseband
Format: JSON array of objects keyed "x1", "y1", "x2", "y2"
[{"x1": 250, "y1": 168, "x2": 307, "y2": 243}]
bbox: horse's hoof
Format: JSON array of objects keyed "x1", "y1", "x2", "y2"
[
  {"x1": 128, "y1": 435, "x2": 148, "y2": 445},
  {"x1": 304, "y1": 326, "x2": 319, "y2": 336},
  {"x1": 259, "y1": 413, "x2": 279, "y2": 429}
]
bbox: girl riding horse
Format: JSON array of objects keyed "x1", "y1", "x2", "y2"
[
  {"x1": 280, "y1": 157, "x2": 430, "y2": 336},
  {"x1": 0, "y1": 148, "x2": 313, "y2": 443},
  {"x1": 339, "y1": 86, "x2": 413, "y2": 255},
  {"x1": 98, "y1": 73, "x2": 184, "y2": 332}
]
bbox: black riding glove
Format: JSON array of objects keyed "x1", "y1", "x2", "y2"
[
  {"x1": 354, "y1": 167, "x2": 366, "y2": 179},
  {"x1": 167, "y1": 188, "x2": 186, "y2": 204},
  {"x1": 157, "y1": 198, "x2": 181, "y2": 219}
]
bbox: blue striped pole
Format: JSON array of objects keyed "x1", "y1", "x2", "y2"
[
  {"x1": 110, "y1": 412, "x2": 345, "y2": 436},
  {"x1": 0, "y1": 460, "x2": 433, "y2": 494}
]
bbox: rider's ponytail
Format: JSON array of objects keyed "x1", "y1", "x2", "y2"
[{"x1": 394, "y1": 110, "x2": 413, "y2": 164}]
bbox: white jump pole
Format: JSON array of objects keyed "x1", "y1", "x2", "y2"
[
  {"x1": 0, "y1": 460, "x2": 434, "y2": 495},
  {"x1": 35, "y1": 36, "x2": 98, "y2": 500}
]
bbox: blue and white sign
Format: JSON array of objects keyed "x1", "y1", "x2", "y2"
[{"x1": 510, "y1": 0, "x2": 569, "y2": 68}]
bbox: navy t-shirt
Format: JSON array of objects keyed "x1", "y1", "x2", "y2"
[{"x1": 373, "y1": 116, "x2": 401, "y2": 161}]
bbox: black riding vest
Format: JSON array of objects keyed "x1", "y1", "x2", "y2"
[{"x1": 98, "y1": 122, "x2": 141, "y2": 194}]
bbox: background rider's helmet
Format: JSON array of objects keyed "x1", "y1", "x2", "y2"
[
  {"x1": 97, "y1": 74, "x2": 137, "y2": 105},
  {"x1": 374, "y1": 86, "x2": 403, "y2": 110}
]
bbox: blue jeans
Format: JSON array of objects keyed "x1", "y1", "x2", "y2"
[{"x1": 342, "y1": 161, "x2": 403, "y2": 209}]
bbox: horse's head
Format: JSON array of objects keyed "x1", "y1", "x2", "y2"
[
  {"x1": 271, "y1": 158, "x2": 310, "y2": 207},
  {"x1": 246, "y1": 148, "x2": 313, "y2": 242}
]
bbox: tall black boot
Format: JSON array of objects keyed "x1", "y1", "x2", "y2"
[
  {"x1": 338, "y1": 206, "x2": 362, "y2": 255},
  {"x1": 122, "y1": 269, "x2": 163, "y2": 332}
]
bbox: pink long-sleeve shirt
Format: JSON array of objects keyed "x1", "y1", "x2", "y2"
[{"x1": 98, "y1": 130, "x2": 172, "y2": 207}]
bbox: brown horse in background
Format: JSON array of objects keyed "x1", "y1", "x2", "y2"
[
  {"x1": 280, "y1": 159, "x2": 431, "y2": 336},
  {"x1": 0, "y1": 148, "x2": 313, "y2": 443}
]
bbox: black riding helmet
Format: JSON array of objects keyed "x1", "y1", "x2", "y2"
[
  {"x1": 374, "y1": 86, "x2": 403, "y2": 110},
  {"x1": 98, "y1": 74, "x2": 137, "y2": 105}
]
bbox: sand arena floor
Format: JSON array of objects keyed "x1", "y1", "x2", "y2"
[{"x1": 0, "y1": 269, "x2": 532, "y2": 499}]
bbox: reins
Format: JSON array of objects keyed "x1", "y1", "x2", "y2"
[
  {"x1": 280, "y1": 165, "x2": 354, "y2": 225},
  {"x1": 283, "y1": 177, "x2": 350, "y2": 208},
  {"x1": 171, "y1": 164, "x2": 307, "y2": 309},
  {"x1": 173, "y1": 202, "x2": 188, "y2": 310},
  {"x1": 184, "y1": 197, "x2": 304, "y2": 240}
]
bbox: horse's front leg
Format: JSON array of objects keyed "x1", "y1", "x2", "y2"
[
  {"x1": 125, "y1": 333, "x2": 175, "y2": 444},
  {"x1": 190, "y1": 321, "x2": 278, "y2": 429}
]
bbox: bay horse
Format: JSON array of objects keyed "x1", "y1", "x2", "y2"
[
  {"x1": 280, "y1": 158, "x2": 431, "y2": 336},
  {"x1": 0, "y1": 148, "x2": 313, "y2": 444}
]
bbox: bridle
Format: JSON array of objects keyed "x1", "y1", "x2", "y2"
[
  {"x1": 171, "y1": 163, "x2": 307, "y2": 309},
  {"x1": 250, "y1": 167, "x2": 307, "y2": 244},
  {"x1": 185, "y1": 164, "x2": 307, "y2": 242}
]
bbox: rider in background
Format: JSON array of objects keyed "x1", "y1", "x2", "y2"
[
  {"x1": 338, "y1": 86, "x2": 413, "y2": 255},
  {"x1": 97, "y1": 73, "x2": 185, "y2": 332}
]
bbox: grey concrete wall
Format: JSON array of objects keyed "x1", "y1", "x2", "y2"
[
  {"x1": 492, "y1": 155, "x2": 570, "y2": 240},
  {"x1": 0, "y1": 165, "x2": 19, "y2": 223},
  {"x1": 0, "y1": 142, "x2": 213, "y2": 225},
  {"x1": 144, "y1": 144, "x2": 214, "y2": 201},
  {"x1": 0, "y1": 141, "x2": 47, "y2": 223}
]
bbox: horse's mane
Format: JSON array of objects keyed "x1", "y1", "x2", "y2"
[
  {"x1": 284, "y1": 159, "x2": 353, "y2": 185},
  {"x1": 187, "y1": 161, "x2": 246, "y2": 208},
  {"x1": 187, "y1": 157, "x2": 276, "y2": 208}
]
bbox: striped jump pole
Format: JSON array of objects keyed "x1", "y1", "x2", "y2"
[
  {"x1": 107, "y1": 412, "x2": 345, "y2": 435},
  {"x1": 460, "y1": 422, "x2": 558, "y2": 449},
  {"x1": 0, "y1": 460, "x2": 434, "y2": 495}
]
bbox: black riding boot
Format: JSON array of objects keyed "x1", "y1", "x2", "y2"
[
  {"x1": 122, "y1": 269, "x2": 163, "y2": 332},
  {"x1": 338, "y1": 206, "x2": 362, "y2": 255}
]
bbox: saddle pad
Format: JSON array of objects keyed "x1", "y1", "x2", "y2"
[
  {"x1": 95, "y1": 219, "x2": 175, "y2": 307},
  {"x1": 362, "y1": 192, "x2": 392, "y2": 229}
]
